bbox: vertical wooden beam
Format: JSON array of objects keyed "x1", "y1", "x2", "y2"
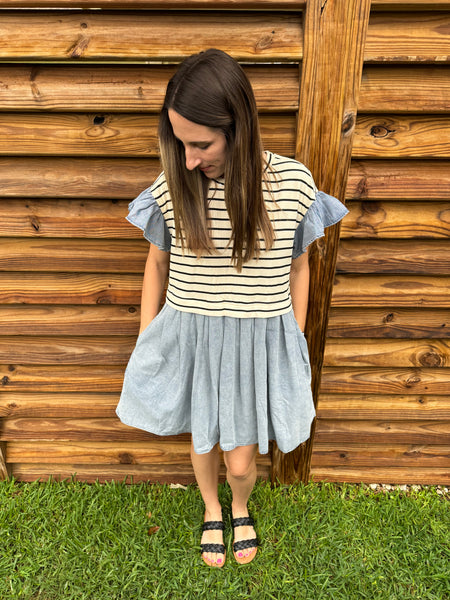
[
  {"x1": 0, "y1": 442, "x2": 11, "y2": 480},
  {"x1": 271, "y1": 0, "x2": 371, "y2": 483}
]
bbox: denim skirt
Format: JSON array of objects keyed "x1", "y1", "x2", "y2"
[{"x1": 116, "y1": 304, "x2": 315, "y2": 455}]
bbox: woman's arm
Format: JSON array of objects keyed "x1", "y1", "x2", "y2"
[
  {"x1": 290, "y1": 249, "x2": 310, "y2": 332},
  {"x1": 139, "y1": 243, "x2": 170, "y2": 334}
]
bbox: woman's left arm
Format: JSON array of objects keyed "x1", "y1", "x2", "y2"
[{"x1": 290, "y1": 249, "x2": 310, "y2": 332}]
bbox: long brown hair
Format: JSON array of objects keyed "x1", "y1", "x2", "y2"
[{"x1": 158, "y1": 48, "x2": 274, "y2": 271}]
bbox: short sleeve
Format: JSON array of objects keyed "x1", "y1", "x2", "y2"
[
  {"x1": 292, "y1": 191, "x2": 349, "y2": 258},
  {"x1": 126, "y1": 187, "x2": 171, "y2": 251}
]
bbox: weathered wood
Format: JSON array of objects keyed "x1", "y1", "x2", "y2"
[
  {"x1": 0, "y1": 336, "x2": 135, "y2": 365},
  {"x1": 359, "y1": 66, "x2": 450, "y2": 113},
  {"x1": 0, "y1": 158, "x2": 159, "y2": 199},
  {"x1": 316, "y1": 394, "x2": 450, "y2": 420},
  {"x1": 372, "y1": 1, "x2": 450, "y2": 10},
  {"x1": 320, "y1": 367, "x2": 450, "y2": 395},
  {"x1": 0, "y1": 393, "x2": 119, "y2": 418},
  {"x1": 353, "y1": 115, "x2": 450, "y2": 158},
  {"x1": 0, "y1": 12, "x2": 302, "y2": 61},
  {"x1": 310, "y1": 466, "x2": 450, "y2": 485},
  {"x1": 327, "y1": 307, "x2": 450, "y2": 338},
  {"x1": 0, "y1": 364, "x2": 125, "y2": 393},
  {"x1": 0, "y1": 0, "x2": 304, "y2": 7},
  {"x1": 0, "y1": 442, "x2": 10, "y2": 479},
  {"x1": 311, "y1": 443, "x2": 450, "y2": 467},
  {"x1": 0, "y1": 113, "x2": 295, "y2": 157},
  {"x1": 331, "y1": 275, "x2": 450, "y2": 307},
  {"x1": 365, "y1": 12, "x2": 450, "y2": 63},
  {"x1": 272, "y1": 0, "x2": 371, "y2": 485},
  {"x1": 0, "y1": 273, "x2": 142, "y2": 305},
  {"x1": 336, "y1": 240, "x2": 450, "y2": 274},
  {"x1": 314, "y1": 419, "x2": 450, "y2": 444},
  {"x1": 342, "y1": 201, "x2": 450, "y2": 239},
  {"x1": 324, "y1": 339, "x2": 449, "y2": 368},
  {"x1": 0, "y1": 417, "x2": 189, "y2": 442},
  {"x1": 0, "y1": 65, "x2": 299, "y2": 113},
  {"x1": 347, "y1": 160, "x2": 450, "y2": 200},
  {"x1": 0, "y1": 238, "x2": 148, "y2": 273},
  {"x1": 0, "y1": 200, "x2": 138, "y2": 239},
  {"x1": 0, "y1": 305, "x2": 140, "y2": 336}
]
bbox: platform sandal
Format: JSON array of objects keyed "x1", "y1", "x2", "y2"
[
  {"x1": 200, "y1": 520, "x2": 226, "y2": 568},
  {"x1": 231, "y1": 516, "x2": 258, "y2": 565}
]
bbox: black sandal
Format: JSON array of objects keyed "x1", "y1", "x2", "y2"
[
  {"x1": 231, "y1": 516, "x2": 258, "y2": 564},
  {"x1": 200, "y1": 520, "x2": 226, "y2": 568}
]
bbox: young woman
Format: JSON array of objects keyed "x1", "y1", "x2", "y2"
[{"x1": 117, "y1": 48, "x2": 348, "y2": 567}]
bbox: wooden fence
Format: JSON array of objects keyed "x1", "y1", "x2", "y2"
[{"x1": 0, "y1": 0, "x2": 448, "y2": 484}]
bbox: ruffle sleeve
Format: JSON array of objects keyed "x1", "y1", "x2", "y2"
[
  {"x1": 292, "y1": 191, "x2": 348, "y2": 258},
  {"x1": 126, "y1": 187, "x2": 171, "y2": 251}
]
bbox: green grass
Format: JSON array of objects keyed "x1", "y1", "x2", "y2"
[{"x1": 0, "y1": 479, "x2": 448, "y2": 600}]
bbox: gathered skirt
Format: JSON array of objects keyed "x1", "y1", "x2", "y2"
[{"x1": 116, "y1": 304, "x2": 315, "y2": 455}]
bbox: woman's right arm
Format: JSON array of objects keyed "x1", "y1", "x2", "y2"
[{"x1": 139, "y1": 243, "x2": 170, "y2": 334}]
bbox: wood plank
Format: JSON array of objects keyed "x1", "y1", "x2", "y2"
[
  {"x1": 327, "y1": 307, "x2": 450, "y2": 338},
  {"x1": 0, "y1": 158, "x2": 159, "y2": 199},
  {"x1": 7, "y1": 440, "x2": 272, "y2": 467},
  {"x1": 273, "y1": 0, "x2": 372, "y2": 485},
  {"x1": 0, "y1": 199, "x2": 137, "y2": 239},
  {"x1": 0, "y1": 364, "x2": 125, "y2": 392},
  {"x1": 0, "y1": 12, "x2": 302, "y2": 61},
  {"x1": 324, "y1": 339, "x2": 449, "y2": 368},
  {"x1": 341, "y1": 201, "x2": 450, "y2": 239},
  {"x1": 371, "y1": 1, "x2": 450, "y2": 12},
  {"x1": 336, "y1": 239, "x2": 450, "y2": 274},
  {"x1": 314, "y1": 419, "x2": 450, "y2": 444},
  {"x1": 359, "y1": 66, "x2": 450, "y2": 113},
  {"x1": 0, "y1": 238, "x2": 148, "y2": 273},
  {"x1": 0, "y1": 336, "x2": 135, "y2": 365},
  {"x1": 0, "y1": 273, "x2": 142, "y2": 305},
  {"x1": 316, "y1": 394, "x2": 450, "y2": 420},
  {"x1": 0, "y1": 305, "x2": 140, "y2": 336},
  {"x1": 0, "y1": 417, "x2": 189, "y2": 442},
  {"x1": 310, "y1": 466, "x2": 450, "y2": 485},
  {"x1": 365, "y1": 12, "x2": 450, "y2": 63},
  {"x1": 0, "y1": 0, "x2": 304, "y2": 7},
  {"x1": 0, "y1": 65, "x2": 299, "y2": 113},
  {"x1": 331, "y1": 275, "x2": 450, "y2": 307},
  {"x1": 311, "y1": 443, "x2": 450, "y2": 467},
  {"x1": 320, "y1": 367, "x2": 450, "y2": 395},
  {"x1": 0, "y1": 393, "x2": 119, "y2": 418},
  {"x1": 0, "y1": 442, "x2": 9, "y2": 479},
  {"x1": 347, "y1": 160, "x2": 450, "y2": 200},
  {"x1": 0, "y1": 113, "x2": 295, "y2": 157},
  {"x1": 353, "y1": 115, "x2": 450, "y2": 158}
]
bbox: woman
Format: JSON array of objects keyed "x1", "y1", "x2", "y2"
[{"x1": 117, "y1": 48, "x2": 348, "y2": 567}]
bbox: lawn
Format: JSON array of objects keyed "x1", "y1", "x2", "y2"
[{"x1": 1, "y1": 478, "x2": 448, "y2": 600}]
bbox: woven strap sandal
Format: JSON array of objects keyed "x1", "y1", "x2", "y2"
[
  {"x1": 231, "y1": 516, "x2": 258, "y2": 565},
  {"x1": 200, "y1": 520, "x2": 226, "y2": 568}
]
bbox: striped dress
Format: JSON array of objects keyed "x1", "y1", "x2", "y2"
[{"x1": 116, "y1": 152, "x2": 348, "y2": 455}]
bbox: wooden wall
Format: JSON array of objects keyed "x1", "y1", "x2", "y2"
[{"x1": 0, "y1": 0, "x2": 448, "y2": 484}]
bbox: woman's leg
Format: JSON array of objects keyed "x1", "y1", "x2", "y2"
[
  {"x1": 223, "y1": 444, "x2": 258, "y2": 560},
  {"x1": 190, "y1": 441, "x2": 224, "y2": 566}
]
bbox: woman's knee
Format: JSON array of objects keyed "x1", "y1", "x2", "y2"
[{"x1": 224, "y1": 445, "x2": 257, "y2": 479}]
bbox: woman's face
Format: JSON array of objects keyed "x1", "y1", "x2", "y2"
[{"x1": 168, "y1": 109, "x2": 228, "y2": 179}]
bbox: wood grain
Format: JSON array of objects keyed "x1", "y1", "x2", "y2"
[
  {"x1": 0, "y1": 393, "x2": 119, "y2": 418},
  {"x1": 0, "y1": 65, "x2": 299, "y2": 113},
  {"x1": 324, "y1": 339, "x2": 449, "y2": 368},
  {"x1": 0, "y1": 0, "x2": 304, "y2": 7},
  {"x1": 320, "y1": 367, "x2": 450, "y2": 395},
  {"x1": 0, "y1": 12, "x2": 302, "y2": 61},
  {"x1": 0, "y1": 113, "x2": 295, "y2": 157},
  {"x1": 336, "y1": 239, "x2": 450, "y2": 274},
  {"x1": 353, "y1": 115, "x2": 450, "y2": 158},
  {"x1": 347, "y1": 160, "x2": 450, "y2": 200},
  {"x1": 316, "y1": 394, "x2": 450, "y2": 420},
  {"x1": 0, "y1": 157, "x2": 159, "y2": 199},
  {"x1": 341, "y1": 201, "x2": 450, "y2": 239},
  {"x1": 327, "y1": 307, "x2": 450, "y2": 338},
  {"x1": 311, "y1": 443, "x2": 450, "y2": 467},
  {"x1": 310, "y1": 466, "x2": 450, "y2": 485},
  {"x1": 0, "y1": 273, "x2": 142, "y2": 305},
  {"x1": 0, "y1": 305, "x2": 140, "y2": 336},
  {"x1": 331, "y1": 275, "x2": 450, "y2": 307}
]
